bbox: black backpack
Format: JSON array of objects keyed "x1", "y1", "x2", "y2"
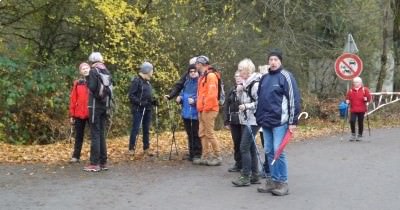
[{"x1": 245, "y1": 79, "x2": 259, "y2": 102}]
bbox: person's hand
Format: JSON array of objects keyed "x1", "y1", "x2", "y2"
[
  {"x1": 345, "y1": 100, "x2": 350, "y2": 104},
  {"x1": 70, "y1": 117, "x2": 75, "y2": 125},
  {"x1": 224, "y1": 125, "x2": 231, "y2": 130},
  {"x1": 176, "y1": 96, "x2": 182, "y2": 104},
  {"x1": 239, "y1": 104, "x2": 246, "y2": 111},
  {"x1": 363, "y1": 97, "x2": 367, "y2": 102},
  {"x1": 289, "y1": 125, "x2": 296, "y2": 133},
  {"x1": 164, "y1": 95, "x2": 170, "y2": 100},
  {"x1": 188, "y1": 97, "x2": 195, "y2": 105}
]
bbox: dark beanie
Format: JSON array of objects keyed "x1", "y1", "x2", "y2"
[
  {"x1": 268, "y1": 51, "x2": 283, "y2": 62},
  {"x1": 187, "y1": 64, "x2": 196, "y2": 72}
]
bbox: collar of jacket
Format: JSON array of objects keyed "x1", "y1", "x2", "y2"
[{"x1": 268, "y1": 66, "x2": 283, "y2": 74}]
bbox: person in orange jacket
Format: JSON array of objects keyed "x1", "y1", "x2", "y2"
[
  {"x1": 193, "y1": 55, "x2": 222, "y2": 166},
  {"x1": 69, "y1": 62, "x2": 90, "y2": 163},
  {"x1": 346, "y1": 76, "x2": 372, "y2": 141}
]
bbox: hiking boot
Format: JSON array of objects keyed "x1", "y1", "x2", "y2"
[
  {"x1": 69, "y1": 157, "x2": 79, "y2": 163},
  {"x1": 192, "y1": 158, "x2": 208, "y2": 165},
  {"x1": 349, "y1": 133, "x2": 356, "y2": 141},
  {"x1": 232, "y1": 175, "x2": 251, "y2": 187},
  {"x1": 100, "y1": 164, "x2": 109, "y2": 171},
  {"x1": 356, "y1": 134, "x2": 363, "y2": 141},
  {"x1": 257, "y1": 178, "x2": 276, "y2": 193},
  {"x1": 207, "y1": 157, "x2": 222, "y2": 166},
  {"x1": 83, "y1": 164, "x2": 100, "y2": 172},
  {"x1": 144, "y1": 149, "x2": 154, "y2": 157},
  {"x1": 228, "y1": 165, "x2": 241, "y2": 172},
  {"x1": 250, "y1": 174, "x2": 261, "y2": 184},
  {"x1": 271, "y1": 182, "x2": 289, "y2": 196},
  {"x1": 126, "y1": 150, "x2": 135, "y2": 156}
]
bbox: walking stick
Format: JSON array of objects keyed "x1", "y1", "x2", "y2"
[
  {"x1": 155, "y1": 105, "x2": 160, "y2": 157},
  {"x1": 242, "y1": 110, "x2": 264, "y2": 172},
  {"x1": 366, "y1": 103, "x2": 371, "y2": 136},
  {"x1": 133, "y1": 107, "x2": 146, "y2": 156},
  {"x1": 68, "y1": 124, "x2": 74, "y2": 144},
  {"x1": 167, "y1": 101, "x2": 179, "y2": 160}
]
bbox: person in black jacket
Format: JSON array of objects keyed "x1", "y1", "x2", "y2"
[
  {"x1": 128, "y1": 62, "x2": 155, "y2": 156},
  {"x1": 223, "y1": 71, "x2": 243, "y2": 172},
  {"x1": 164, "y1": 57, "x2": 197, "y2": 100},
  {"x1": 84, "y1": 52, "x2": 112, "y2": 172}
]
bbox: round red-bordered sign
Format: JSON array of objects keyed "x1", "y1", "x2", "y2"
[{"x1": 335, "y1": 53, "x2": 363, "y2": 80}]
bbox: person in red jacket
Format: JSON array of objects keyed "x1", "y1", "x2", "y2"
[
  {"x1": 346, "y1": 76, "x2": 372, "y2": 141},
  {"x1": 69, "y1": 62, "x2": 90, "y2": 162}
]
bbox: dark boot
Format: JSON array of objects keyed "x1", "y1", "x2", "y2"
[
  {"x1": 228, "y1": 164, "x2": 241, "y2": 172},
  {"x1": 257, "y1": 178, "x2": 276, "y2": 193},
  {"x1": 250, "y1": 174, "x2": 261, "y2": 184},
  {"x1": 232, "y1": 175, "x2": 251, "y2": 187},
  {"x1": 271, "y1": 182, "x2": 289, "y2": 196}
]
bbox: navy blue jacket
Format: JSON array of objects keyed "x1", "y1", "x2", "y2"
[
  {"x1": 128, "y1": 74, "x2": 153, "y2": 111},
  {"x1": 255, "y1": 67, "x2": 301, "y2": 128},
  {"x1": 180, "y1": 77, "x2": 198, "y2": 120}
]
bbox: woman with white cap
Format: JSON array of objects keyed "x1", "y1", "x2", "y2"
[{"x1": 346, "y1": 76, "x2": 372, "y2": 141}]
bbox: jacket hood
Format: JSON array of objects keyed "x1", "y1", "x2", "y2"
[
  {"x1": 243, "y1": 72, "x2": 261, "y2": 88},
  {"x1": 92, "y1": 62, "x2": 107, "y2": 70}
]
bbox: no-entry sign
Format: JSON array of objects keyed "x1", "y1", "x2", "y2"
[{"x1": 334, "y1": 53, "x2": 363, "y2": 80}]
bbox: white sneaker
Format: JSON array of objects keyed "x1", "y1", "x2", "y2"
[{"x1": 70, "y1": 157, "x2": 79, "y2": 163}]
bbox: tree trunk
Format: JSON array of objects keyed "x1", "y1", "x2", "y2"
[
  {"x1": 376, "y1": 0, "x2": 390, "y2": 92},
  {"x1": 392, "y1": 0, "x2": 400, "y2": 91}
]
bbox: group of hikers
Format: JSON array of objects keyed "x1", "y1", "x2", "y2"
[{"x1": 68, "y1": 50, "x2": 371, "y2": 196}]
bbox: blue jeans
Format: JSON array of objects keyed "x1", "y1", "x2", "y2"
[
  {"x1": 240, "y1": 125, "x2": 260, "y2": 176},
  {"x1": 129, "y1": 107, "x2": 152, "y2": 151},
  {"x1": 263, "y1": 124, "x2": 288, "y2": 183}
]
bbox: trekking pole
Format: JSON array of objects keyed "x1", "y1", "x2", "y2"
[
  {"x1": 366, "y1": 103, "x2": 371, "y2": 136},
  {"x1": 133, "y1": 107, "x2": 146, "y2": 155},
  {"x1": 167, "y1": 101, "x2": 179, "y2": 160},
  {"x1": 155, "y1": 105, "x2": 160, "y2": 157},
  {"x1": 68, "y1": 124, "x2": 74, "y2": 144},
  {"x1": 189, "y1": 104, "x2": 195, "y2": 160}
]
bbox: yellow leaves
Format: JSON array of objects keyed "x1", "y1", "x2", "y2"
[{"x1": 207, "y1": 27, "x2": 218, "y2": 38}]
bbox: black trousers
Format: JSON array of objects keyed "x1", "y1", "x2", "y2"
[
  {"x1": 183, "y1": 118, "x2": 202, "y2": 158},
  {"x1": 229, "y1": 124, "x2": 242, "y2": 168},
  {"x1": 72, "y1": 118, "x2": 88, "y2": 159},
  {"x1": 350, "y1": 112, "x2": 365, "y2": 136},
  {"x1": 89, "y1": 108, "x2": 107, "y2": 165}
]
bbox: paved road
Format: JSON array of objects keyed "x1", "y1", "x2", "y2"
[{"x1": 1, "y1": 128, "x2": 400, "y2": 210}]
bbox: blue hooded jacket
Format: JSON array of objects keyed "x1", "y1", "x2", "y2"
[
  {"x1": 180, "y1": 77, "x2": 198, "y2": 120},
  {"x1": 255, "y1": 67, "x2": 301, "y2": 128}
]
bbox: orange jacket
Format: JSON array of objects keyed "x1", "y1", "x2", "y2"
[{"x1": 197, "y1": 68, "x2": 219, "y2": 112}]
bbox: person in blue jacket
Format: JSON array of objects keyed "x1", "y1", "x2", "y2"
[
  {"x1": 176, "y1": 64, "x2": 202, "y2": 161},
  {"x1": 255, "y1": 50, "x2": 301, "y2": 196}
]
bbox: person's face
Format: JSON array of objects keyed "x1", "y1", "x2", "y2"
[
  {"x1": 80, "y1": 65, "x2": 90, "y2": 76},
  {"x1": 148, "y1": 69, "x2": 154, "y2": 78},
  {"x1": 268, "y1": 56, "x2": 281, "y2": 71},
  {"x1": 189, "y1": 69, "x2": 199, "y2": 78},
  {"x1": 353, "y1": 80, "x2": 362, "y2": 88},
  {"x1": 196, "y1": 63, "x2": 206, "y2": 73},
  {"x1": 234, "y1": 73, "x2": 242, "y2": 85},
  {"x1": 239, "y1": 70, "x2": 250, "y2": 80}
]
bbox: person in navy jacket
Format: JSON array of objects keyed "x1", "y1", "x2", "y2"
[
  {"x1": 255, "y1": 50, "x2": 301, "y2": 196},
  {"x1": 176, "y1": 64, "x2": 202, "y2": 161}
]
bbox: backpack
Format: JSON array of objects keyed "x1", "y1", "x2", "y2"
[
  {"x1": 204, "y1": 67, "x2": 225, "y2": 105},
  {"x1": 245, "y1": 79, "x2": 259, "y2": 102},
  {"x1": 94, "y1": 68, "x2": 113, "y2": 107}
]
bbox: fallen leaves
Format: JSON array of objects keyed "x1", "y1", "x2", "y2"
[{"x1": 0, "y1": 118, "x2": 395, "y2": 164}]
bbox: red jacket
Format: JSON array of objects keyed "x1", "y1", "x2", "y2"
[
  {"x1": 69, "y1": 80, "x2": 89, "y2": 119},
  {"x1": 197, "y1": 67, "x2": 220, "y2": 112},
  {"x1": 346, "y1": 86, "x2": 372, "y2": 113}
]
